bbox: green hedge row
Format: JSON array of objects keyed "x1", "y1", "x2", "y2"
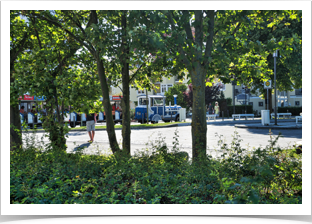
[
  {"x1": 222, "y1": 105, "x2": 253, "y2": 117},
  {"x1": 277, "y1": 107, "x2": 302, "y2": 116}
]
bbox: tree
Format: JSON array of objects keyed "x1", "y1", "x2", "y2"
[
  {"x1": 183, "y1": 83, "x2": 221, "y2": 111},
  {"x1": 164, "y1": 84, "x2": 187, "y2": 108},
  {"x1": 14, "y1": 11, "x2": 94, "y2": 151},
  {"x1": 145, "y1": 10, "x2": 298, "y2": 162},
  {"x1": 245, "y1": 11, "x2": 302, "y2": 112},
  {"x1": 29, "y1": 10, "x2": 123, "y2": 154},
  {"x1": 104, "y1": 10, "x2": 182, "y2": 155},
  {"x1": 10, "y1": 11, "x2": 32, "y2": 151}
]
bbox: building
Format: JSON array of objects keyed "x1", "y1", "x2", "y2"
[
  {"x1": 222, "y1": 83, "x2": 302, "y2": 115},
  {"x1": 111, "y1": 74, "x2": 189, "y2": 109},
  {"x1": 111, "y1": 74, "x2": 302, "y2": 113}
]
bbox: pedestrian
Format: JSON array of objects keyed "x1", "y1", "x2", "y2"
[
  {"x1": 20, "y1": 106, "x2": 25, "y2": 114},
  {"x1": 20, "y1": 105, "x2": 27, "y2": 123},
  {"x1": 208, "y1": 103, "x2": 213, "y2": 115},
  {"x1": 112, "y1": 103, "x2": 116, "y2": 111},
  {"x1": 85, "y1": 107, "x2": 97, "y2": 143},
  {"x1": 214, "y1": 102, "x2": 220, "y2": 117}
]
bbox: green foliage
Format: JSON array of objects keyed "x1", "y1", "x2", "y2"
[
  {"x1": 277, "y1": 107, "x2": 302, "y2": 116},
  {"x1": 11, "y1": 129, "x2": 301, "y2": 204},
  {"x1": 164, "y1": 84, "x2": 187, "y2": 108},
  {"x1": 227, "y1": 105, "x2": 253, "y2": 116}
]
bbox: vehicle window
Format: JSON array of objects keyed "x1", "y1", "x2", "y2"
[
  {"x1": 154, "y1": 98, "x2": 163, "y2": 106},
  {"x1": 139, "y1": 98, "x2": 148, "y2": 106}
]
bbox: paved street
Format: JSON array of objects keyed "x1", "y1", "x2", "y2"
[{"x1": 25, "y1": 121, "x2": 302, "y2": 159}]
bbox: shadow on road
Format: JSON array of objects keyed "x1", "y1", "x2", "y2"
[
  {"x1": 67, "y1": 131, "x2": 86, "y2": 136},
  {"x1": 73, "y1": 142, "x2": 91, "y2": 151},
  {"x1": 244, "y1": 128, "x2": 302, "y2": 139}
]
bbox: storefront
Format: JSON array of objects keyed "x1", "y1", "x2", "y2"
[{"x1": 18, "y1": 95, "x2": 46, "y2": 113}]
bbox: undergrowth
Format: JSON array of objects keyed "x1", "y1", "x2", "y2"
[{"x1": 11, "y1": 129, "x2": 302, "y2": 204}]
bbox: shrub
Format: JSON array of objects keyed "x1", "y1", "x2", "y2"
[
  {"x1": 11, "y1": 129, "x2": 301, "y2": 204},
  {"x1": 277, "y1": 107, "x2": 302, "y2": 116},
  {"x1": 227, "y1": 105, "x2": 253, "y2": 116}
]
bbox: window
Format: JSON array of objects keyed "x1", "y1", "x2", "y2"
[
  {"x1": 259, "y1": 102, "x2": 264, "y2": 107},
  {"x1": 161, "y1": 85, "x2": 167, "y2": 94},
  {"x1": 295, "y1": 101, "x2": 300, "y2": 106},
  {"x1": 137, "y1": 89, "x2": 145, "y2": 94},
  {"x1": 295, "y1": 88, "x2": 302, "y2": 96},
  {"x1": 161, "y1": 84, "x2": 173, "y2": 94},
  {"x1": 153, "y1": 98, "x2": 164, "y2": 106},
  {"x1": 139, "y1": 98, "x2": 148, "y2": 106},
  {"x1": 248, "y1": 102, "x2": 253, "y2": 106}
]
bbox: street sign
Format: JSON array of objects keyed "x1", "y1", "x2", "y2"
[{"x1": 264, "y1": 80, "x2": 272, "y2": 89}]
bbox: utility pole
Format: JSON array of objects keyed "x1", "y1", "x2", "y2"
[
  {"x1": 273, "y1": 50, "x2": 279, "y2": 125},
  {"x1": 232, "y1": 80, "x2": 236, "y2": 114}
]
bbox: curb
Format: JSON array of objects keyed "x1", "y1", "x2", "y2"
[{"x1": 235, "y1": 124, "x2": 302, "y2": 129}]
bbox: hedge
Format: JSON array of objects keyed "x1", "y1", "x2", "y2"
[
  {"x1": 224, "y1": 105, "x2": 253, "y2": 117},
  {"x1": 277, "y1": 107, "x2": 302, "y2": 116}
]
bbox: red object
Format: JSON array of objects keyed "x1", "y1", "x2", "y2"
[
  {"x1": 112, "y1": 96, "x2": 123, "y2": 101},
  {"x1": 19, "y1": 95, "x2": 34, "y2": 101},
  {"x1": 112, "y1": 105, "x2": 116, "y2": 111}
]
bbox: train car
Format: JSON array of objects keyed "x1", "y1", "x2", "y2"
[{"x1": 134, "y1": 95, "x2": 182, "y2": 124}]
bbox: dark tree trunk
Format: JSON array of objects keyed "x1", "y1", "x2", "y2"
[
  {"x1": 190, "y1": 64, "x2": 207, "y2": 161},
  {"x1": 10, "y1": 100, "x2": 22, "y2": 151},
  {"x1": 121, "y1": 11, "x2": 131, "y2": 156},
  {"x1": 96, "y1": 57, "x2": 120, "y2": 154}
]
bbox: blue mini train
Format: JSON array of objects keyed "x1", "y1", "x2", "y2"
[{"x1": 134, "y1": 95, "x2": 182, "y2": 124}]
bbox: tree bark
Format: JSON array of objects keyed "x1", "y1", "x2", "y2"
[
  {"x1": 121, "y1": 11, "x2": 131, "y2": 156},
  {"x1": 10, "y1": 94, "x2": 22, "y2": 151},
  {"x1": 96, "y1": 57, "x2": 120, "y2": 154},
  {"x1": 10, "y1": 60, "x2": 22, "y2": 151},
  {"x1": 190, "y1": 64, "x2": 207, "y2": 161}
]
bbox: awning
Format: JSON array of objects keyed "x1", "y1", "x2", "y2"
[{"x1": 19, "y1": 95, "x2": 46, "y2": 101}]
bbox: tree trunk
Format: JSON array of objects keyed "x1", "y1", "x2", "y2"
[
  {"x1": 96, "y1": 57, "x2": 120, "y2": 154},
  {"x1": 10, "y1": 103, "x2": 22, "y2": 151},
  {"x1": 121, "y1": 11, "x2": 131, "y2": 156},
  {"x1": 10, "y1": 73, "x2": 23, "y2": 151},
  {"x1": 190, "y1": 64, "x2": 207, "y2": 161},
  {"x1": 121, "y1": 63, "x2": 131, "y2": 155}
]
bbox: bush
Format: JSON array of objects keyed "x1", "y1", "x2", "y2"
[
  {"x1": 227, "y1": 105, "x2": 253, "y2": 116},
  {"x1": 277, "y1": 107, "x2": 302, "y2": 116},
  {"x1": 11, "y1": 129, "x2": 301, "y2": 204}
]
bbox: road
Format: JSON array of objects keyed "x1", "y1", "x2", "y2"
[{"x1": 24, "y1": 122, "x2": 302, "y2": 159}]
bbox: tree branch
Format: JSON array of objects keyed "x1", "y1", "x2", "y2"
[
  {"x1": 32, "y1": 12, "x2": 96, "y2": 56},
  {"x1": 194, "y1": 10, "x2": 203, "y2": 50},
  {"x1": 162, "y1": 10, "x2": 191, "y2": 68},
  {"x1": 221, "y1": 22, "x2": 242, "y2": 49},
  {"x1": 11, "y1": 31, "x2": 29, "y2": 64},
  {"x1": 203, "y1": 10, "x2": 215, "y2": 68}
]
